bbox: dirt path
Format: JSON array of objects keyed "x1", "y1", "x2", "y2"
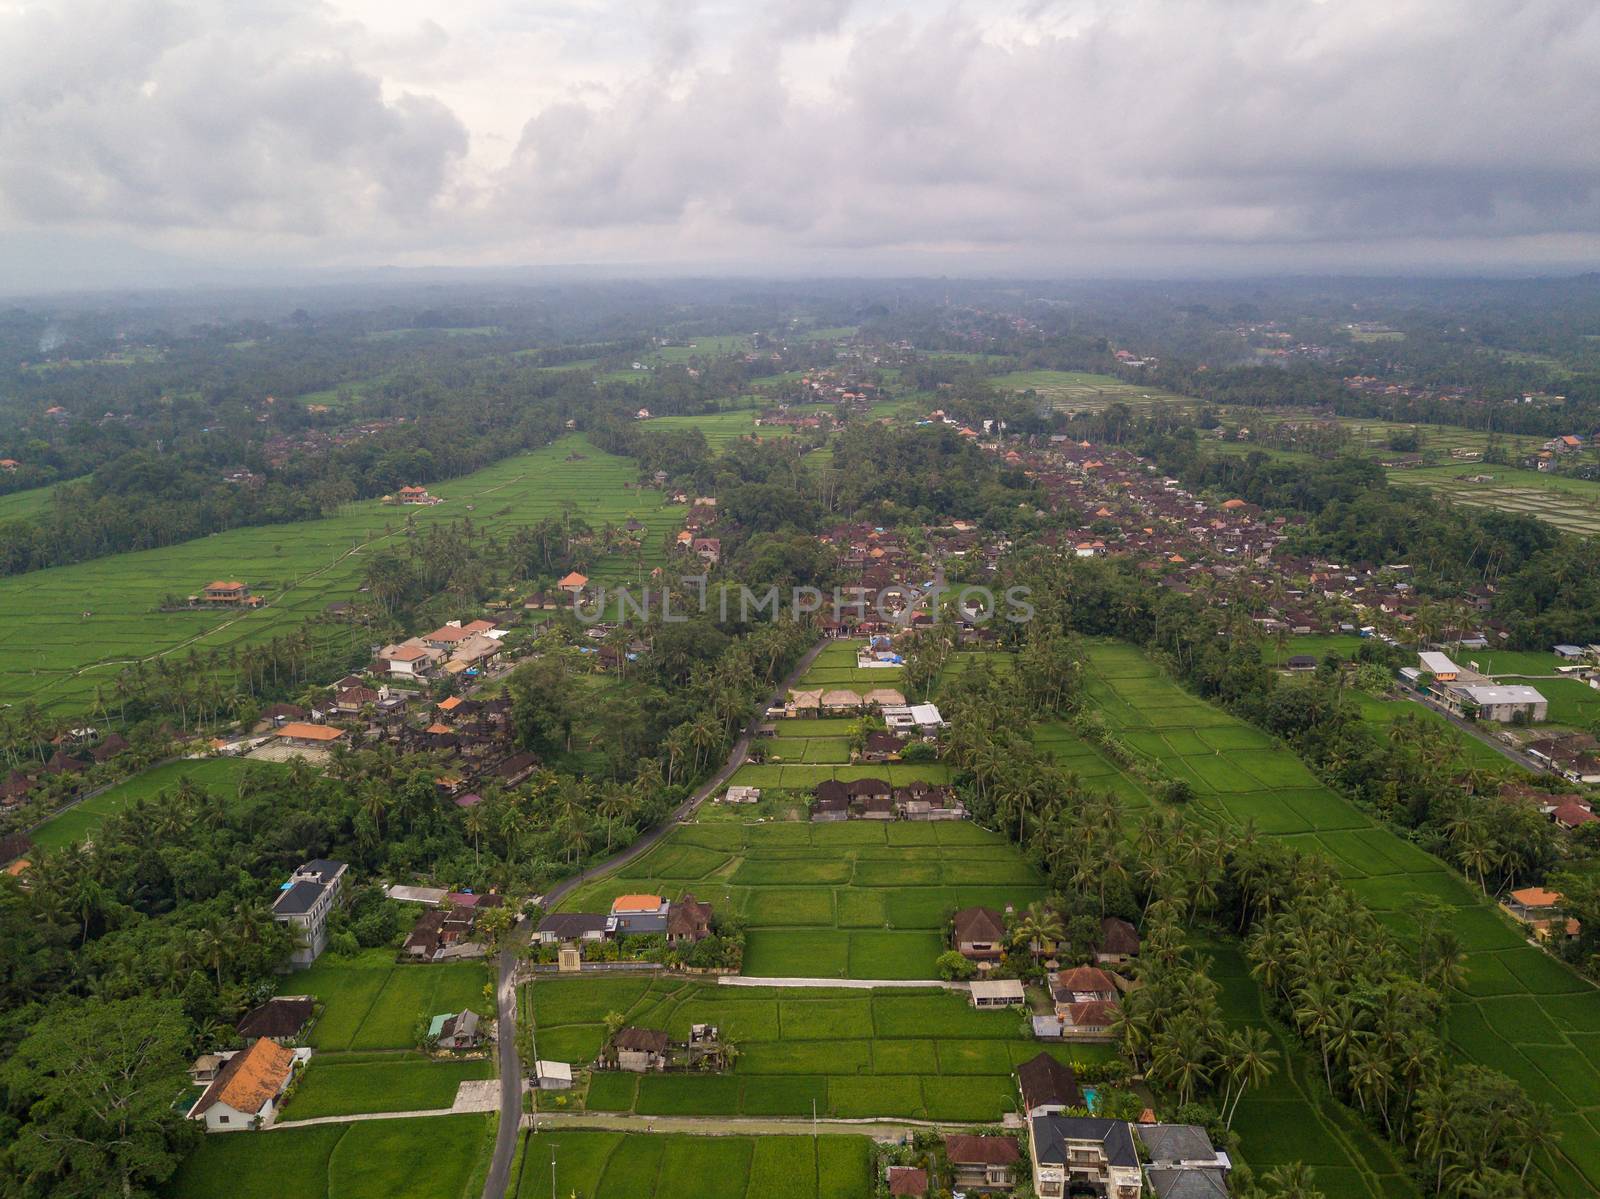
[{"x1": 523, "y1": 1110, "x2": 990, "y2": 1141}]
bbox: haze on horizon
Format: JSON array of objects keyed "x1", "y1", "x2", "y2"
[{"x1": 2, "y1": 0, "x2": 1599, "y2": 293}]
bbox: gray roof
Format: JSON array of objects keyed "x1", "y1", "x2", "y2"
[
  {"x1": 1146, "y1": 1168, "x2": 1229, "y2": 1199},
  {"x1": 1137, "y1": 1124, "x2": 1218, "y2": 1165},
  {"x1": 273, "y1": 880, "x2": 325, "y2": 916},
  {"x1": 539, "y1": 913, "x2": 611, "y2": 937},
  {"x1": 1030, "y1": 1116, "x2": 1137, "y2": 1169}
]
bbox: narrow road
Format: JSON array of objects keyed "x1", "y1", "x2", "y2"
[
  {"x1": 718, "y1": 975, "x2": 957, "y2": 990},
  {"x1": 541, "y1": 636, "x2": 829, "y2": 909},
  {"x1": 480, "y1": 941, "x2": 522, "y2": 1199},
  {"x1": 481, "y1": 637, "x2": 828, "y2": 1198},
  {"x1": 524, "y1": 1110, "x2": 990, "y2": 1140}
]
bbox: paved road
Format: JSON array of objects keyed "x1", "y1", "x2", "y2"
[
  {"x1": 482, "y1": 637, "x2": 828, "y2": 1199},
  {"x1": 541, "y1": 636, "x2": 829, "y2": 909},
  {"x1": 481, "y1": 942, "x2": 523, "y2": 1199},
  {"x1": 273, "y1": 1107, "x2": 459, "y2": 1130}
]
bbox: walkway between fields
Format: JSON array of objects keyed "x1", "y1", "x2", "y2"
[
  {"x1": 522, "y1": 1110, "x2": 992, "y2": 1140},
  {"x1": 718, "y1": 975, "x2": 958, "y2": 991}
]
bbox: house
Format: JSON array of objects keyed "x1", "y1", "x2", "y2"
[
  {"x1": 558, "y1": 571, "x2": 589, "y2": 595},
  {"x1": 1285, "y1": 655, "x2": 1317, "y2": 672},
  {"x1": 692, "y1": 537, "x2": 721, "y2": 565},
  {"x1": 274, "y1": 722, "x2": 345, "y2": 750},
  {"x1": 1439, "y1": 683, "x2": 1547, "y2": 723},
  {"x1": 1095, "y1": 917, "x2": 1140, "y2": 966},
  {"x1": 1053, "y1": 966, "x2": 1117, "y2": 1007},
  {"x1": 811, "y1": 795, "x2": 850, "y2": 822},
  {"x1": 428, "y1": 1009, "x2": 481, "y2": 1049},
  {"x1": 189, "y1": 1037, "x2": 301, "y2": 1131},
  {"x1": 862, "y1": 731, "x2": 905, "y2": 762},
  {"x1": 821, "y1": 688, "x2": 864, "y2": 714},
  {"x1": 970, "y1": 979, "x2": 1027, "y2": 1009},
  {"x1": 723, "y1": 785, "x2": 761, "y2": 805},
  {"x1": 1015, "y1": 1052, "x2": 1084, "y2": 1116},
  {"x1": 535, "y1": 1060, "x2": 573, "y2": 1090},
  {"x1": 538, "y1": 913, "x2": 614, "y2": 944},
  {"x1": 1417, "y1": 651, "x2": 1459, "y2": 681},
  {"x1": 887, "y1": 1166, "x2": 929, "y2": 1197},
  {"x1": 1501, "y1": 886, "x2": 1575, "y2": 941},
  {"x1": 403, "y1": 910, "x2": 449, "y2": 960},
  {"x1": 235, "y1": 996, "x2": 314, "y2": 1043},
  {"x1": 945, "y1": 1134, "x2": 1021, "y2": 1192},
  {"x1": 1555, "y1": 644, "x2": 1587, "y2": 660},
  {"x1": 667, "y1": 894, "x2": 714, "y2": 945},
  {"x1": 377, "y1": 641, "x2": 443, "y2": 677},
  {"x1": 1028, "y1": 1115, "x2": 1142, "y2": 1199},
  {"x1": 610, "y1": 894, "x2": 670, "y2": 935},
  {"x1": 856, "y1": 794, "x2": 896, "y2": 821},
  {"x1": 787, "y1": 688, "x2": 823, "y2": 716},
  {"x1": 952, "y1": 906, "x2": 1007, "y2": 962},
  {"x1": 272, "y1": 859, "x2": 347, "y2": 966},
  {"x1": 612, "y1": 1027, "x2": 670, "y2": 1072},
  {"x1": 189, "y1": 1054, "x2": 224, "y2": 1084},
  {"x1": 202, "y1": 581, "x2": 253, "y2": 605},
  {"x1": 1137, "y1": 1124, "x2": 1231, "y2": 1199},
  {"x1": 845, "y1": 777, "x2": 892, "y2": 803}
]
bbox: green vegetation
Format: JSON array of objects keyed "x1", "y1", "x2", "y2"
[
  {"x1": 992, "y1": 369, "x2": 1197, "y2": 414},
  {"x1": 530, "y1": 974, "x2": 1112, "y2": 1120},
  {"x1": 512, "y1": 1131, "x2": 871, "y2": 1199},
  {"x1": 280, "y1": 950, "x2": 489, "y2": 1052},
  {"x1": 1077, "y1": 641, "x2": 1600, "y2": 1195},
  {"x1": 29, "y1": 757, "x2": 280, "y2": 852},
  {"x1": 554, "y1": 819, "x2": 1043, "y2": 982},
  {"x1": 0, "y1": 435, "x2": 680, "y2": 715},
  {"x1": 285, "y1": 1054, "x2": 492, "y2": 1119},
  {"x1": 164, "y1": 1113, "x2": 494, "y2": 1199}
]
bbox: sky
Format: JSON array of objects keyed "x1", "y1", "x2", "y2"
[{"x1": 2, "y1": 0, "x2": 1599, "y2": 290}]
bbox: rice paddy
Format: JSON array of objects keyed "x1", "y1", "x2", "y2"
[
  {"x1": 512, "y1": 1131, "x2": 872, "y2": 1199},
  {"x1": 528, "y1": 973, "x2": 1111, "y2": 1122},
  {"x1": 1079, "y1": 641, "x2": 1600, "y2": 1196},
  {"x1": 1389, "y1": 466, "x2": 1600, "y2": 535},
  {"x1": 990, "y1": 370, "x2": 1198, "y2": 415},
  {"x1": 163, "y1": 1113, "x2": 494, "y2": 1199},
  {"x1": 553, "y1": 818, "x2": 1044, "y2": 982},
  {"x1": 0, "y1": 435, "x2": 682, "y2": 716}
]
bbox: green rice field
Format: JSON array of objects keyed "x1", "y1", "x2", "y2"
[
  {"x1": 1080, "y1": 641, "x2": 1600, "y2": 1195},
  {"x1": 991, "y1": 370, "x2": 1197, "y2": 414},
  {"x1": 1390, "y1": 465, "x2": 1600, "y2": 535},
  {"x1": 278, "y1": 949, "x2": 490, "y2": 1052},
  {"x1": 164, "y1": 1113, "x2": 493, "y2": 1199},
  {"x1": 553, "y1": 819, "x2": 1043, "y2": 982},
  {"x1": 285, "y1": 1054, "x2": 493, "y2": 1119},
  {"x1": 528, "y1": 973, "x2": 1111, "y2": 1122},
  {"x1": 513, "y1": 1131, "x2": 871, "y2": 1199},
  {"x1": 1202, "y1": 938, "x2": 1420, "y2": 1199},
  {"x1": 0, "y1": 435, "x2": 682, "y2": 716},
  {"x1": 28, "y1": 757, "x2": 282, "y2": 852}
]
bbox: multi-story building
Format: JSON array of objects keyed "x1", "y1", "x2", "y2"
[{"x1": 272, "y1": 860, "x2": 347, "y2": 966}]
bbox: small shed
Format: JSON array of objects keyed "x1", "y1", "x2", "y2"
[
  {"x1": 969, "y1": 979, "x2": 1026, "y2": 1009},
  {"x1": 535, "y1": 1060, "x2": 573, "y2": 1091}
]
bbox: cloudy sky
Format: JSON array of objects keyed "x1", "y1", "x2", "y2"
[{"x1": 2, "y1": 0, "x2": 1598, "y2": 289}]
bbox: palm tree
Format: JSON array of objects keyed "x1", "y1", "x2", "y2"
[
  {"x1": 1260, "y1": 1162, "x2": 1323, "y2": 1199},
  {"x1": 1220, "y1": 1026, "x2": 1278, "y2": 1129},
  {"x1": 1012, "y1": 902, "x2": 1064, "y2": 969}
]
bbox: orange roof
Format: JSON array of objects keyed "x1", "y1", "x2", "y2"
[
  {"x1": 611, "y1": 894, "x2": 664, "y2": 913},
  {"x1": 438, "y1": 696, "x2": 463, "y2": 711},
  {"x1": 559, "y1": 571, "x2": 588, "y2": 589},
  {"x1": 1510, "y1": 886, "x2": 1563, "y2": 908},
  {"x1": 276, "y1": 722, "x2": 344, "y2": 742},
  {"x1": 207, "y1": 580, "x2": 245, "y2": 590},
  {"x1": 4, "y1": 859, "x2": 30, "y2": 877},
  {"x1": 1222, "y1": 499, "x2": 1246, "y2": 509},
  {"x1": 195, "y1": 1038, "x2": 295, "y2": 1116},
  {"x1": 425, "y1": 723, "x2": 453, "y2": 735}
]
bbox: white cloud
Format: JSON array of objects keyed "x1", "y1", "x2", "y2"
[{"x1": 0, "y1": 0, "x2": 1597, "y2": 278}]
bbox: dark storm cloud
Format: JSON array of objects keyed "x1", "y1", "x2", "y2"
[{"x1": 1, "y1": 0, "x2": 1598, "y2": 278}]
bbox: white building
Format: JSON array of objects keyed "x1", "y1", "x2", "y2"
[
  {"x1": 273, "y1": 859, "x2": 347, "y2": 966},
  {"x1": 1441, "y1": 683, "x2": 1547, "y2": 723},
  {"x1": 188, "y1": 1039, "x2": 309, "y2": 1132}
]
